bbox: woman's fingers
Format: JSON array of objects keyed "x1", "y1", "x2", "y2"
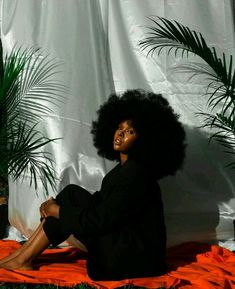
[
  {"x1": 40, "y1": 203, "x2": 48, "y2": 218},
  {"x1": 39, "y1": 197, "x2": 54, "y2": 216},
  {"x1": 39, "y1": 197, "x2": 59, "y2": 218}
]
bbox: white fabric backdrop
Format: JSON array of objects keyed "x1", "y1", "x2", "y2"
[{"x1": 1, "y1": 0, "x2": 235, "y2": 248}]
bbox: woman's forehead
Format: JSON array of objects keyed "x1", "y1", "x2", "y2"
[{"x1": 119, "y1": 119, "x2": 134, "y2": 127}]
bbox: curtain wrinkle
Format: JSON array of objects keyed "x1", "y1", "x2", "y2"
[
  {"x1": 2, "y1": 0, "x2": 235, "y2": 248},
  {"x1": 97, "y1": 0, "x2": 116, "y2": 97},
  {"x1": 1, "y1": 0, "x2": 17, "y2": 34},
  {"x1": 107, "y1": 0, "x2": 153, "y2": 91},
  {"x1": 98, "y1": 0, "x2": 109, "y2": 36},
  {"x1": 233, "y1": 0, "x2": 235, "y2": 33},
  {"x1": 87, "y1": 0, "x2": 106, "y2": 86},
  {"x1": 1, "y1": 0, "x2": 17, "y2": 49}
]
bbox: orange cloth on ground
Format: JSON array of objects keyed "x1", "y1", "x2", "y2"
[{"x1": 0, "y1": 240, "x2": 234, "y2": 288}]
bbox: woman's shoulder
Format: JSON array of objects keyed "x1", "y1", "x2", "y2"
[
  {"x1": 102, "y1": 160, "x2": 141, "y2": 182},
  {"x1": 121, "y1": 159, "x2": 142, "y2": 174},
  {"x1": 118, "y1": 159, "x2": 152, "y2": 184},
  {"x1": 103, "y1": 159, "x2": 158, "y2": 185}
]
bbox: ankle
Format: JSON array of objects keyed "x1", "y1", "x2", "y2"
[{"x1": 0, "y1": 257, "x2": 34, "y2": 270}]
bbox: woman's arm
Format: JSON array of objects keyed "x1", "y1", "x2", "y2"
[{"x1": 58, "y1": 168, "x2": 154, "y2": 238}]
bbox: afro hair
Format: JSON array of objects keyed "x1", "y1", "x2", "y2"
[{"x1": 91, "y1": 89, "x2": 186, "y2": 179}]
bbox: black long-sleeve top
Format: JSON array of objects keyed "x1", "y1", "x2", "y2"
[{"x1": 59, "y1": 159, "x2": 166, "y2": 280}]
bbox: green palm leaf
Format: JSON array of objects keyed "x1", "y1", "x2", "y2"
[
  {"x1": 0, "y1": 38, "x2": 65, "y2": 194},
  {"x1": 139, "y1": 16, "x2": 235, "y2": 117},
  {"x1": 200, "y1": 112, "x2": 235, "y2": 162},
  {"x1": 5, "y1": 122, "x2": 60, "y2": 194},
  {"x1": 140, "y1": 16, "x2": 235, "y2": 168},
  {"x1": 1, "y1": 47, "x2": 65, "y2": 124}
]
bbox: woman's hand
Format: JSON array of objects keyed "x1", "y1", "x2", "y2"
[{"x1": 40, "y1": 197, "x2": 60, "y2": 219}]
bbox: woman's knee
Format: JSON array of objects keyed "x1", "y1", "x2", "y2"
[
  {"x1": 55, "y1": 184, "x2": 92, "y2": 208},
  {"x1": 55, "y1": 184, "x2": 80, "y2": 205}
]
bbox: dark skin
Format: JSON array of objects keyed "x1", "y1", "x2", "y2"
[
  {"x1": 113, "y1": 120, "x2": 138, "y2": 165},
  {"x1": 40, "y1": 197, "x2": 60, "y2": 219},
  {"x1": 0, "y1": 119, "x2": 138, "y2": 270}
]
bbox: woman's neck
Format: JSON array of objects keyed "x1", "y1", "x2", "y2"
[{"x1": 120, "y1": 153, "x2": 128, "y2": 165}]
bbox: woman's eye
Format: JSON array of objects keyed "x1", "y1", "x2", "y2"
[{"x1": 127, "y1": 129, "x2": 134, "y2": 134}]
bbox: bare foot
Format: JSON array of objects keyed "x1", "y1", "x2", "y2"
[{"x1": 0, "y1": 259, "x2": 34, "y2": 270}]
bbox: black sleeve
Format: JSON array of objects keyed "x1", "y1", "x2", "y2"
[
  {"x1": 59, "y1": 167, "x2": 148, "y2": 237},
  {"x1": 91, "y1": 190, "x2": 102, "y2": 203}
]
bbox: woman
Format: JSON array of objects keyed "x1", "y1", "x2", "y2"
[{"x1": 0, "y1": 89, "x2": 186, "y2": 280}]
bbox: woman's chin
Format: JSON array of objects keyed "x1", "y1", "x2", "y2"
[{"x1": 113, "y1": 145, "x2": 121, "y2": 151}]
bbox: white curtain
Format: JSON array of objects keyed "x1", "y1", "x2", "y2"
[{"x1": 1, "y1": 0, "x2": 235, "y2": 248}]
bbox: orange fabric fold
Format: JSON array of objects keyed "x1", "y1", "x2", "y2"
[{"x1": 0, "y1": 240, "x2": 234, "y2": 288}]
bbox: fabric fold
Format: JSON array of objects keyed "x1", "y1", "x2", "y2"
[{"x1": 0, "y1": 240, "x2": 234, "y2": 288}]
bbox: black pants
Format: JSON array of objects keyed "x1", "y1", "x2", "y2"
[{"x1": 43, "y1": 184, "x2": 92, "y2": 247}]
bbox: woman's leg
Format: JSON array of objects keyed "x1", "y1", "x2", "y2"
[
  {"x1": 0, "y1": 185, "x2": 89, "y2": 262},
  {"x1": 55, "y1": 184, "x2": 92, "y2": 208},
  {"x1": 0, "y1": 185, "x2": 92, "y2": 269},
  {"x1": 0, "y1": 220, "x2": 46, "y2": 265},
  {"x1": 52, "y1": 184, "x2": 93, "y2": 251},
  {"x1": 0, "y1": 222, "x2": 49, "y2": 270}
]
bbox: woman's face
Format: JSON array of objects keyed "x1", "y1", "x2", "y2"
[{"x1": 113, "y1": 120, "x2": 138, "y2": 154}]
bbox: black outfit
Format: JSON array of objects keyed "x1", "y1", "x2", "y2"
[{"x1": 43, "y1": 159, "x2": 166, "y2": 280}]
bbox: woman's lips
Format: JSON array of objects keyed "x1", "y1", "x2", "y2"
[{"x1": 114, "y1": 138, "x2": 122, "y2": 145}]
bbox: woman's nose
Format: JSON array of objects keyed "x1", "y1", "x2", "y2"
[{"x1": 118, "y1": 130, "x2": 124, "y2": 137}]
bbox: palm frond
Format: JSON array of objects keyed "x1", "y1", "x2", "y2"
[
  {"x1": 6, "y1": 121, "x2": 60, "y2": 194},
  {"x1": 0, "y1": 39, "x2": 65, "y2": 193},
  {"x1": 198, "y1": 112, "x2": 235, "y2": 166},
  {"x1": 0, "y1": 36, "x2": 3, "y2": 81},
  {"x1": 140, "y1": 16, "x2": 235, "y2": 168},
  {"x1": 1, "y1": 47, "x2": 65, "y2": 125},
  {"x1": 139, "y1": 16, "x2": 235, "y2": 118}
]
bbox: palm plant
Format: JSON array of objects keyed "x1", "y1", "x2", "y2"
[
  {"x1": 0, "y1": 38, "x2": 65, "y2": 195},
  {"x1": 139, "y1": 17, "x2": 235, "y2": 168}
]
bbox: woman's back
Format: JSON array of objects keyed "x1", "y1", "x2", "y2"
[{"x1": 87, "y1": 159, "x2": 166, "y2": 280}]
